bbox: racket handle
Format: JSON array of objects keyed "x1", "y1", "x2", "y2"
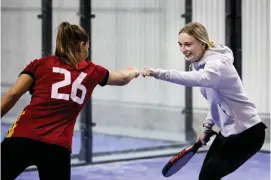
[
  {"x1": 207, "y1": 130, "x2": 217, "y2": 138},
  {"x1": 195, "y1": 141, "x2": 203, "y2": 149},
  {"x1": 198, "y1": 130, "x2": 217, "y2": 147}
]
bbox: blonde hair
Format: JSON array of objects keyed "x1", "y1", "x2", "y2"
[
  {"x1": 179, "y1": 22, "x2": 215, "y2": 49},
  {"x1": 55, "y1": 21, "x2": 89, "y2": 69}
]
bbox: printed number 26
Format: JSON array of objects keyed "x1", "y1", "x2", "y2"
[{"x1": 51, "y1": 67, "x2": 87, "y2": 105}]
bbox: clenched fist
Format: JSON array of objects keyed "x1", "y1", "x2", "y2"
[
  {"x1": 141, "y1": 66, "x2": 155, "y2": 77},
  {"x1": 127, "y1": 66, "x2": 140, "y2": 78}
]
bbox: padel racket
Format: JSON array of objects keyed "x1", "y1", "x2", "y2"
[{"x1": 162, "y1": 130, "x2": 217, "y2": 177}]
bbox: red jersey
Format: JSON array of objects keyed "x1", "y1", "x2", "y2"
[{"x1": 6, "y1": 56, "x2": 109, "y2": 151}]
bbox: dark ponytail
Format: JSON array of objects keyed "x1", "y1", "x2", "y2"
[{"x1": 55, "y1": 21, "x2": 89, "y2": 68}]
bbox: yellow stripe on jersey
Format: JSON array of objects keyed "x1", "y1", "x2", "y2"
[{"x1": 6, "y1": 111, "x2": 25, "y2": 138}]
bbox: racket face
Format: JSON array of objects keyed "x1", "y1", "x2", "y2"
[
  {"x1": 162, "y1": 152, "x2": 194, "y2": 177},
  {"x1": 162, "y1": 131, "x2": 217, "y2": 177}
]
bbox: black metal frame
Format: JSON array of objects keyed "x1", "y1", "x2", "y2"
[
  {"x1": 181, "y1": 0, "x2": 196, "y2": 143},
  {"x1": 38, "y1": 0, "x2": 52, "y2": 57},
  {"x1": 226, "y1": 0, "x2": 242, "y2": 78},
  {"x1": 78, "y1": 0, "x2": 96, "y2": 163}
]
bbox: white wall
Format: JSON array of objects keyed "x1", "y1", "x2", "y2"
[
  {"x1": 89, "y1": 0, "x2": 187, "y2": 138},
  {"x1": 1, "y1": 0, "x2": 42, "y2": 85},
  {"x1": 242, "y1": 0, "x2": 270, "y2": 115},
  {"x1": 91, "y1": 0, "x2": 186, "y2": 107}
]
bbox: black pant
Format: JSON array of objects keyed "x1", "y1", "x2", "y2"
[
  {"x1": 199, "y1": 122, "x2": 266, "y2": 180},
  {"x1": 1, "y1": 137, "x2": 71, "y2": 180}
]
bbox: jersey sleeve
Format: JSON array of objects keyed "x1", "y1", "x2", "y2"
[
  {"x1": 19, "y1": 59, "x2": 40, "y2": 80},
  {"x1": 95, "y1": 65, "x2": 109, "y2": 86},
  {"x1": 19, "y1": 59, "x2": 40, "y2": 94}
]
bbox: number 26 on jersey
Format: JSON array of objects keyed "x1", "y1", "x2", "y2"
[{"x1": 51, "y1": 67, "x2": 87, "y2": 105}]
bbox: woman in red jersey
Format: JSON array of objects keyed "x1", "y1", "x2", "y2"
[{"x1": 1, "y1": 21, "x2": 139, "y2": 180}]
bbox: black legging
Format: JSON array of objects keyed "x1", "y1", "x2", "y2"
[
  {"x1": 199, "y1": 122, "x2": 266, "y2": 180},
  {"x1": 1, "y1": 137, "x2": 71, "y2": 180}
]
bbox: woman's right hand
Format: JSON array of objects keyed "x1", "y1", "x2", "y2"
[
  {"x1": 127, "y1": 66, "x2": 140, "y2": 78},
  {"x1": 198, "y1": 131, "x2": 214, "y2": 146}
]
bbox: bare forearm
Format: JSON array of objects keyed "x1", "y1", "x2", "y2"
[
  {"x1": 120, "y1": 70, "x2": 138, "y2": 85},
  {"x1": 107, "y1": 67, "x2": 139, "y2": 86},
  {"x1": 1, "y1": 91, "x2": 21, "y2": 117},
  {"x1": 1, "y1": 74, "x2": 33, "y2": 117}
]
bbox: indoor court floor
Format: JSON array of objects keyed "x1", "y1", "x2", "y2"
[
  {"x1": 1, "y1": 124, "x2": 270, "y2": 180},
  {"x1": 9, "y1": 152, "x2": 271, "y2": 180}
]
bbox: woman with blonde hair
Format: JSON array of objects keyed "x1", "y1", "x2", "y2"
[{"x1": 142, "y1": 22, "x2": 266, "y2": 180}]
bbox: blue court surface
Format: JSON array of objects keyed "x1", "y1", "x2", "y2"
[
  {"x1": 10, "y1": 152, "x2": 271, "y2": 180},
  {"x1": 1, "y1": 124, "x2": 270, "y2": 180}
]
